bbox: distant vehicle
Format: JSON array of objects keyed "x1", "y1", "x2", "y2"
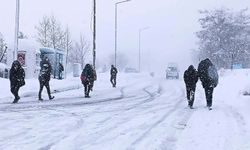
[
  {"x1": 166, "y1": 63, "x2": 179, "y2": 79},
  {"x1": 124, "y1": 67, "x2": 138, "y2": 73}
]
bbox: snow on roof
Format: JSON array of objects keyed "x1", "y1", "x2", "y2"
[
  {"x1": 7, "y1": 38, "x2": 40, "y2": 53},
  {"x1": 18, "y1": 39, "x2": 39, "y2": 51},
  {"x1": 40, "y1": 47, "x2": 66, "y2": 55},
  {"x1": 167, "y1": 62, "x2": 178, "y2": 67}
]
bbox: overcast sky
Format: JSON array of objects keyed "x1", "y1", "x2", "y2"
[{"x1": 1, "y1": 0, "x2": 250, "y2": 72}]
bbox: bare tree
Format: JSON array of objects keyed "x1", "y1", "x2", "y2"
[
  {"x1": 64, "y1": 27, "x2": 73, "y2": 77},
  {"x1": 35, "y1": 15, "x2": 67, "y2": 50},
  {"x1": 35, "y1": 16, "x2": 51, "y2": 47},
  {"x1": 69, "y1": 34, "x2": 90, "y2": 68},
  {"x1": 0, "y1": 33, "x2": 7, "y2": 63}
]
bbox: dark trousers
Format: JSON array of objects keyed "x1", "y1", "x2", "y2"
[
  {"x1": 83, "y1": 81, "x2": 91, "y2": 97},
  {"x1": 204, "y1": 87, "x2": 214, "y2": 107},
  {"x1": 58, "y1": 71, "x2": 63, "y2": 79},
  {"x1": 11, "y1": 84, "x2": 20, "y2": 100},
  {"x1": 110, "y1": 76, "x2": 117, "y2": 87},
  {"x1": 39, "y1": 81, "x2": 52, "y2": 99},
  {"x1": 186, "y1": 85, "x2": 196, "y2": 106}
]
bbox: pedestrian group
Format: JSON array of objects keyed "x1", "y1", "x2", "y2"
[
  {"x1": 9, "y1": 57, "x2": 217, "y2": 111},
  {"x1": 184, "y1": 58, "x2": 218, "y2": 110},
  {"x1": 9, "y1": 57, "x2": 117, "y2": 103}
]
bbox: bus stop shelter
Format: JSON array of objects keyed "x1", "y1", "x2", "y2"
[{"x1": 40, "y1": 47, "x2": 65, "y2": 79}]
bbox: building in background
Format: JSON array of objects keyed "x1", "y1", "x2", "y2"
[
  {"x1": 7, "y1": 38, "x2": 40, "y2": 78},
  {"x1": 5, "y1": 39, "x2": 66, "y2": 79}
]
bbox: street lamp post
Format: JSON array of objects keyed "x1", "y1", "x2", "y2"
[
  {"x1": 93, "y1": 0, "x2": 96, "y2": 69},
  {"x1": 114, "y1": 0, "x2": 131, "y2": 67},
  {"x1": 138, "y1": 27, "x2": 149, "y2": 72},
  {"x1": 14, "y1": 0, "x2": 20, "y2": 61}
]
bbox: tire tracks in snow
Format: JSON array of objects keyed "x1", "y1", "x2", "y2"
[
  {"x1": 54, "y1": 84, "x2": 162, "y2": 148},
  {"x1": 129, "y1": 85, "x2": 196, "y2": 150},
  {"x1": 82, "y1": 84, "x2": 187, "y2": 148},
  {"x1": 36, "y1": 84, "x2": 161, "y2": 149}
]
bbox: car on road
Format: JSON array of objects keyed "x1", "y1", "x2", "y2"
[
  {"x1": 166, "y1": 63, "x2": 179, "y2": 79},
  {"x1": 124, "y1": 67, "x2": 138, "y2": 73}
]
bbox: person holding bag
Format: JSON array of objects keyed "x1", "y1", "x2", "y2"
[{"x1": 9, "y1": 60, "x2": 25, "y2": 103}]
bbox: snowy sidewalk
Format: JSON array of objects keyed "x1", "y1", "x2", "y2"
[{"x1": 0, "y1": 76, "x2": 82, "y2": 101}]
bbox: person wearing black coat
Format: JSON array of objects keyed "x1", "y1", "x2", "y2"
[
  {"x1": 110, "y1": 65, "x2": 118, "y2": 87},
  {"x1": 184, "y1": 65, "x2": 198, "y2": 109},
  {"x1": 9, "y1": 60, "x2": 25, "y2": 103},
  {"x1": 58, "y1": 63, "x2": 64, "y2": 80},
  {"x1": 198, "y1": 58, "x2": 218, "y2": 110},
  {"x1": 38, "y1": 57, "x2": 54, "y2": 101},
  {"x1": 81, "y1": 64, "x2": 95, "y2": 98}
]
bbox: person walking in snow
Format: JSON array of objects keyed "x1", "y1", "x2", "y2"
[
  {"x1": 58, "y1": 62, "x2": 64, "y2": 80},
  {"x1": 38, "y1": 57, "x2": 54, "y2": 101},
  {"x1": 184, "y1": 65, "x2": 198, "y2": 109},
  {"x1": 81, "y1": 64, "x2": 95, "y2": 98},
  {"x1": 110, "y1": 65, "x2": 118, "y2": 87},
  {"x1": 198, "y1": 58, "x2": 218, "y2": 110},
  {"x1": 9, "y1": 60, "x2": 25, "y2": 103}
]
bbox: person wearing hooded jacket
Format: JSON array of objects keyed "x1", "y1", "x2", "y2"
[
  {"x1": 110, "y1": 65, "x2": 118, "y2": 87},
  {"x1": 9, "y1": 60, "x2": 25, "y2": 103},
  {"x1": 198, "y1": 58, "x2": 218, "y2": 110},
  {"x1": 184, "y1": 65, "x2": 198, "y2": 109},
  {"x1": 38, "y1": 57, "x2": 54, "y2": 101},
  {"x1": 81, "y1": 64, "x2": 95, "y2": 98}
]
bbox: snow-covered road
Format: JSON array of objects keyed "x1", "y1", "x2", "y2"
[{"x1": 1, "y1": 72, "x2": 250, "y2": 150}]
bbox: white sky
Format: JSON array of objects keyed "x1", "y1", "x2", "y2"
[{"x1": 1, "y1": 0, "x2": 250, "y2": 72}]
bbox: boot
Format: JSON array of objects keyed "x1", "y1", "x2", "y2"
[
  {"x1": 12, "y1": 96, "x2": 20, "y2": 103},
  {"x1": 12, "y1": 99, "x2": 18, "y2": 104},
  {"x1": 85, "y1": 93, "x2": 90, "y2": 98},
  {"x1": 38, "y1": 94, "x2": 43, "y2": 101},
  {"x1": 49, "y1": 96, "x2": 55, "y2": 100}
]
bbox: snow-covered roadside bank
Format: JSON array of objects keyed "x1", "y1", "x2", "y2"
[
  {"x1": 0, "y1": 76, "x2": 82, "y2": 101},
  {"x1": 0, "y1": 73, "x2": 155, "y2": 103}
]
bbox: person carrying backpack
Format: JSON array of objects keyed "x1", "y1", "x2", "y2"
[
  {"x1": 184, "y1": 65, "x2": 198, "y2": 109},
  {"x1": 38, "y1": 57, "x2": 54, "y2": 101},
  {"x1": 9, "y1": 60, "x2": 25, "y2": 103},
  {"x1": 110, "y1": 65, "x2": 118, "y2": 87},
  {"x1": 81, "y1": 64, "x2": 95, "y2": 98},
  {"x1": 198, "y1": 58, "x2": 219, "y2": 110}
]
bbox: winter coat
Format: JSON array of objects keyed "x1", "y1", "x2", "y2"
[
  {"x1": 198, "y1": 58, "x2": 218, "y2": 88},
  {"x1": 90, "y1": 65, "x2": 97, "y2": 81},
  {"x1": 59, "y1": 63, "x2": 64, "y2": 72},
  {"x1": 81, "y1": 64, "x2": 94, "y2": 84},
  {"x1": 184, "y1": 65, "x2": 198, "y2": 89},
  {"x1": 39, "y1": 59, "x2": 52, "y2": 83},
  {"x1": 110, "y1": 67, "x2": 118, "y2": 77},
  {"x1": 9, "y1": 60, "x2": 25, "y2": 87}
]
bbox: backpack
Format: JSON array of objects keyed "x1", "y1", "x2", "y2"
[
  {"x1": 208, "y1": 65, "x2": 219, "y2": 87},
  {"x1": 80, "y1": 72, "x2": 87, "y2": 83}
]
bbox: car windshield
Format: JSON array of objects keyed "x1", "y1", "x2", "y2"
[{"x1": 168, "y1": 67, "x2": 177, "y2": 71}]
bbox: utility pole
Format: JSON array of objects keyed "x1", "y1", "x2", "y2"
[
  {"x1": 93, "y1": 0, "x2": 96, "y2": 69},
  {"x1": 14, "y1": 0, "x2": 20, "y2": 61}
]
